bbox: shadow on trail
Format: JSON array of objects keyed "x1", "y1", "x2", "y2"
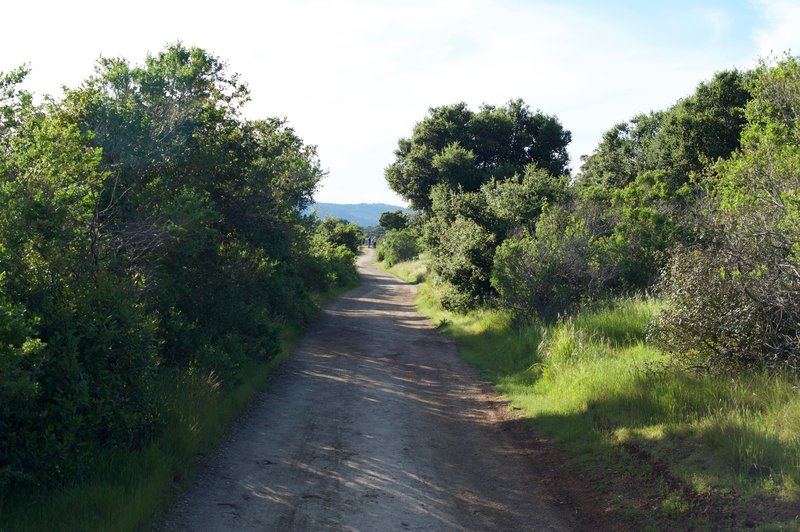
[{"x1": 158, "y1": 249, "x2": 571, "y2": 531}]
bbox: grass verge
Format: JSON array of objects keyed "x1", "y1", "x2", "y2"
[
  {"x1": 0, "y1": 283, "x2": 355, "y2": 532},
  {"x1": 388, "y1": 258, "x2": 800, "y2": 530},
  {"x1": 376, "y1": 253, "x2": 428, "y2": 284}
]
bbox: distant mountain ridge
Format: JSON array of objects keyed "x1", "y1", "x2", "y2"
[{"x1": 310, "y1": 202, "x2": 410, "y2": 227}]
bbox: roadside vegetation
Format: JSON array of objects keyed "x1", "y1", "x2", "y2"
[
  {"x1": 0, "y1": 44, "x2": 360, "y2": 530},
  {"x1": 381, "y1": 55, "x2": 800, "y2": 528},
  {"x1": 383, "y1": 257, "x2": 799, "y2": 528}
]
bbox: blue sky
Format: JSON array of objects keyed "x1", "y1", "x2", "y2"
[{"x1": 2, "y1": 0, "x2": 798, "y2": 205}]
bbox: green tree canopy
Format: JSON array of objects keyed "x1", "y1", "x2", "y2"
[
  {"x1": 569, "y1": 68, "x2": 753, "y2": 289},
  {"x1": 378, "y1": 210, "x2": 410, "y2": 231},
  {"x1": 0, "y1": 43, "x2": 352, "y2": 490},
  {"x1": 386, "y1": 99, "x2": 571, "y2": 210},
  {"x1": 657, "y1": 55, "x2": 800, "y2": 371},
  {"x1": 579, "y1": 69, "x2": 751, "y2": 191},
  {"x1": 317, "y1": 217, "x2": 362, "y2": 254}
]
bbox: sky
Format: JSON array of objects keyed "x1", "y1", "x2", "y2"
[{"x1": 2, "y1": 0, "x2": 799, "y2": 206}]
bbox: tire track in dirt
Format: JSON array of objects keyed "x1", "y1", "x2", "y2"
[{"x1": 157, "y1": 249, "x2": 575, "y2": 531}]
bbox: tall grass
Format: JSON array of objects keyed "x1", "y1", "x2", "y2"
[
  {"x1": 0, "y1": 286, "x2": 349, "y2": 532},
  {"x1": 408, "y1": 270, "x2": 800, "y2": 522},
  {"x1": 377, "y1": 253, "x2": 428, "y2": 284},
  {"x1": 0, "y1": 337, "x2": 296, "y2": 532}
]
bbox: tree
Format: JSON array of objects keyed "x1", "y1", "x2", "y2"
[
  {"x1": 377, "y1": 228, "x2": 419, "y2": 266},
  {"x1": 649, "y1": 69, "x2": 751, "y2": 185},
  {"x1": 577, "y1": 112, "x2": 662, "y2": 189},
  {"x1": 657, "y1": 55, "x2": 800, "y2": 371},
  {"x1": 579, "y1": 69, "x2": 750, "y2": 192},
  {"x1": 379, "y1": 210, "x2": 409, "y2": 231},
  {"x1": 572, "y1": 69, "x2": 752, "y2": 290},
  {"x1": 386, "y1": 99, "x2": 571, "y2": 210},
  {"x1": 0, "y1": 65, "x2": 32, "y2": 136},
  {"x1": 482, "y1": 164, "x2": 569, "y2": 237},
  {"x1": 58, "y1": 43, "x2": 330, "y2": 369},
  {"x1": 317, "y1": 217, "x2": 362, "y2": 254},
  {"x1": 0, "y1": 44, "x2": 351, "y2": 490}
]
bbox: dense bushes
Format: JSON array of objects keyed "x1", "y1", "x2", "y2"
[
  {"x1": 492, "y1": 205, "x2": 615, "y2": 319},
  {"x1": 420, "y1": 165, "x2": 569, "y2": 310},
  {"x1": 308, "y1": 224, "x2": 360, "y2": 289},
  {"x1": 378, "y1": 210, "x2": 410, "y2": 231},
  {"x1": 0, "y1": 94, "x2": 159, "y2": 486},
  {"x1": 0, "y1": 45, "x2": 357, "y2": 492},
  {"x1": 656, "y1": 56, "x2": 800, "y2": 372},
  {"x1": 654, "y1": 247, "x2": 766, "y2": 370},
  {"x1": 386, "y1": 58, "x2": 800, "y2": 375},
  {"x1": 433, "y1": 216, "x2": 496, "y2": 310},
  {"x1": 376, "y1": 227, "x2": 419, "y2": 267},
  {"x1": 316, "y1": 217, "x2": 362, "y2": 255}
]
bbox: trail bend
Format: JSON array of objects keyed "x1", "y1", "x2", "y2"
[{"x1": 158, "y1": 249, "x2": 573, "y2": 531}]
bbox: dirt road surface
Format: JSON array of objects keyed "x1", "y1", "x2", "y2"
[{"x1": 157, "y1": 249, "x2": 576, "y2": 531}]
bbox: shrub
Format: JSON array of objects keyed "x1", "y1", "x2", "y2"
[
  {"x1": 316, "y1": 217, "x2": 362, "y2": 254},
  {"x1": 0, "y1": 290, "x2": 41, "y2": 491},
  {"x1": 653, "y1": 247, "x2": 766, "y2": 371},
  {"x1": 656, "y1": 56, "x2": 800, "y2": 372},
  {"x1": 431, "y1": 216, "x2": 495, "y2": 310},
  {"x1": 378, "y1": 228, "x2": 419, "y2": 267},
  {"x1": 0, "y1": 44, "x2": 357, "y2": 493},
  {"x1": 308, "y1": 237, "x2": 358, "y2": 289},
  {"x1": 0, "y1": 273, "x2": 158, "y2": 489},
  {"x1": 491, "y1": 206, "x2": 615, "y2": 320}
]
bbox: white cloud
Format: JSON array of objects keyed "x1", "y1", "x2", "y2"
[
  {"x1": 699, "y1": 7, "x2": 734, "y2": 41},
  {"x1": 0, "y1": 0, "x2": 786, "y2": 205},
  {"x1": 753, "y1": 0, "x2": 800, "y2": 58},
  {"x1": 241, "y1": 0, "x2": 740, "y2": 202}
]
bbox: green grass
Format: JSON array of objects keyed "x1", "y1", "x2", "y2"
[
  {"x1": 407, "y1": 267, "x2": 800, "y2": 527},
  {"x1": 0, "y1": 355, "x2": 289, "y2": 532},
  {"x1": 0, "y1": 283, "x2": 354, "y2": 532},
  {"x1": 377, "y1": 254, "x2": 428, "y2": 284}
]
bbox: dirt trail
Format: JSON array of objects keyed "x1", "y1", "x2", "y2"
[{"x1": 157, "y1": 249, "x2": 576, "y2": 531}]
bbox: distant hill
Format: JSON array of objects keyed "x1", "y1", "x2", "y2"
[{"x1": 310, "y1": 203, "x2": 410, "y2": 228}]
